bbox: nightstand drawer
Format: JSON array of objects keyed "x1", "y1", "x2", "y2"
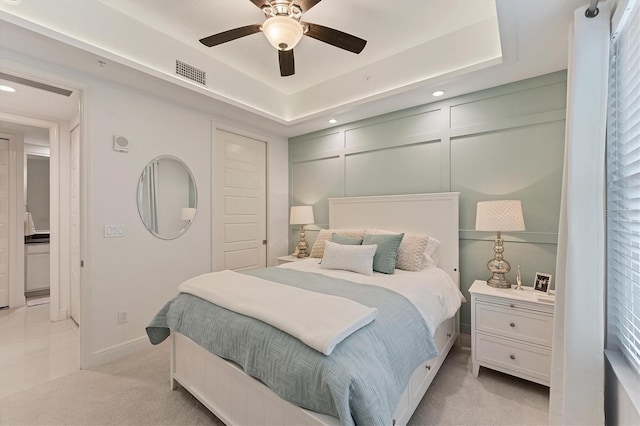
[
  {"x1": 476, "y1": 333, "x2": 551, "y2": 383},
  {"x1": 476, "y1": 302, "x2": 553, "y2": 347}
]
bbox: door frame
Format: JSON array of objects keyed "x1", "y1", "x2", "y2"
[{"x1": 0, "y1": 62, "x2": 90, "y2": 369}]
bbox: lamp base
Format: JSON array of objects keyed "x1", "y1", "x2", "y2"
[
  {"x1": 486, "y1": 234, "x2": 512, "y2": 288},
  {"x1": 296, "y1": 226, "x2": 309, "y2": 258},
  {"x1": 487, "y1": 273, "x2": 511, "y2": 288}
]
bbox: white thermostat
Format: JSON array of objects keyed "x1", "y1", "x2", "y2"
[{"x1": 113, "y1": 135, "x2": 129, "y2": 153}]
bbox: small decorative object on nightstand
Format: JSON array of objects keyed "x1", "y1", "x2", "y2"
[
  {"x1": 469, "y1": 280, "x2": 554, "y2": 386},
  {"x1": 290, "y1": 206, "x2": 314, "y2": 258},
  {"x1": 516, "y1": 265, "x2": 523, "y2": 290},
  {"x1": 475, "y1": 200, "x2": 525, "y2": 288}
]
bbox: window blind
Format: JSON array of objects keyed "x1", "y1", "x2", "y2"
[{"x1": 606, "y1": 0, "x2": 640, "y2": 375}]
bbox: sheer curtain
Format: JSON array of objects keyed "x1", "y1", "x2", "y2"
[{"x1": 548, "y1": 3, "x2": 610, "y2": 425}]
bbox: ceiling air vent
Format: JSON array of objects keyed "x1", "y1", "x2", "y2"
[{"x1": 176, "y1": 60, "x2": 206, "y2": 86}]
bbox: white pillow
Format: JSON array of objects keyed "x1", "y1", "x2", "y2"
[
  {"x1": 423, "y1": 236, "x2": 440, "y2": 268},
  {"x1": 320, "y1": 241, "x2": 377, "y2": 275}
]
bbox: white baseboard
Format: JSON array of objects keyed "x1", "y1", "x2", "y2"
[{"x1": 87, "y1": 335, "x2": 152, "y2": 369}]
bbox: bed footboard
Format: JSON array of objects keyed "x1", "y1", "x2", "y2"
[{"x1": 170, "y1": 316, "x2": 457, "y2": 426}]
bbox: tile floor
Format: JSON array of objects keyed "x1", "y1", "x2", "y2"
[{"x1": 0, "y1": 303, "x2": 80, "y2": 398}]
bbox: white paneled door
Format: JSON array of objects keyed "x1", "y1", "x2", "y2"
[
  {"x1": 214, "y1": 130, "x2": 266, "y2": 271},
  {"x1": 0, "y1": 138, "x2": 9, "y2": 308},
  {"x1": 70, "y1": 127, "x2": 80, "y2": 324}
]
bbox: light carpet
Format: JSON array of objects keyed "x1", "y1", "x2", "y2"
[{"x1": 0, "y1": 342, "x2": 549, "y2": 425}]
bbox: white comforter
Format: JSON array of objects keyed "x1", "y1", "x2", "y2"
[
  {"x1": 279, "y1": 259, "x2": 466, "y2": 336},
  {"x1": 178, "y1": 270, "x2": 378, "y2": 355}
]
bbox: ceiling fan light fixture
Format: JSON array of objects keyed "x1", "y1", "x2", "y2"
[{"x1": 262, "y1": 16, "x2": 303, "y2": 51}]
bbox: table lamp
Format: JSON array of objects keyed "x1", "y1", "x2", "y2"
[
  {"x1": 475, "y1": 200, "x2": 525, "y2": 288},
  {"x1": 290, "y1": 206, "x2": 314, "y2": 258}
]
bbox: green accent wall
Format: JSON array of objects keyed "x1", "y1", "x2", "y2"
[{"x1": 289, "y1": 71, "x2": 566, "y2": 334}]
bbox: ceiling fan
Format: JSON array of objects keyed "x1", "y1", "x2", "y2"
[{"x1": 199, "y1": 0, "x2": 367, "y2": 77}]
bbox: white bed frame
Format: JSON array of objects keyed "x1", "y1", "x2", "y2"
[{"x1": 170, "y1": 192, "x2": 460, "y2": 425}]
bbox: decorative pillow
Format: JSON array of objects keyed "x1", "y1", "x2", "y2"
[
  {"x1": 362, "y1": 233, "x2": 404, "y2": 274},
  {"x1": 320, "y1": 241, "x2": 377, "y2": 275},
  {"x1": 310, "y1": 229, "x2": 366, "y2": 258},
  {"x1": 331, "y1": 233, "x2": 363, "y2": 245},
  {"x1": 423, "y1": 236, "x2": 441, "y2": 268},
  {"x1": 367, "y1": 228, "x2": 440, "y2": 270},
  {"x1": 394, "y1": 233, "x2": 430, "y2": 271}
]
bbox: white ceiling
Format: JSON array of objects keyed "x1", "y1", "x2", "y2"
[{"x1": 0, "y1": 0, "x2": 591, "y2": 138}]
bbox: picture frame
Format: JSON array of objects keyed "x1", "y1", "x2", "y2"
[{"x1": 533, "y1": 272, "x2": 552, "y2": 293}]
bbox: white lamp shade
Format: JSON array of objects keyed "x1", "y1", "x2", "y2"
[
  {"x1": 262, "y1": 16, "x2": 303, "y2": 51},
  {"x1": 290, "y1": 205, "x2": 314, "y2": 225},
  {"x1": 181, "y1": 207, "x2": 197, "y2": 221},
  {"x1": 475, "y1": 200, "x2": 525, "y2": 232}
]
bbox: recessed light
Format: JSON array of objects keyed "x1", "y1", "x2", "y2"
[
  {"x1": 0, "y1": 85, "x2": 16, "y2": 93},
  {"x1": 328, "y1": 119, "x2": 337, "y2": 124},
  {"x1": 432, "y1": 90, "x2": 445, "y2": 97}
]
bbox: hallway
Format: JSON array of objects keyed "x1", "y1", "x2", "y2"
[{"x1": 0, "y1": 303, "x2": 79, "y2": 398}]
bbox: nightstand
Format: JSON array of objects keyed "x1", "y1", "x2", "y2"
[
  {"x1": 276, "y1": 255, "x2": 308, "y2": 265},
  {"x1": 469, "y1": 280, "x2": 554, "y2": 386}
]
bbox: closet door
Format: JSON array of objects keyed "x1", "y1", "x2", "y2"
[{"x1": 213, "y1": 129, "x2": 267, "y2": 271}]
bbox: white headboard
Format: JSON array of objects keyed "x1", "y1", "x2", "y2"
[{"x1": 329, "y1": 192, "x2": 460, "y2": 287}]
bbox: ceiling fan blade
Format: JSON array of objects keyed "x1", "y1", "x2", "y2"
[
  {"x1": 279, "y1": 49, "x2": 295, "y2": 77},
  {"x1": 302, "y1": 23, "x2": 366, "y2": 54},
  {"x1": 199, "y1": 25, "x2": 262, "y2": 47},
  {"x1": 294, "y1": 0, "x2": 322, "y2": 12}
]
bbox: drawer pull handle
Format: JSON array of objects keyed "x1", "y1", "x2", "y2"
[
  {"x1": 509, "y1": 354, "x2": 516, "y2": 360},
  {"x1": 425, "y1": 364, "x2": 432, "y2": 370},
  {"x1": 510, "y1": 303, "x2": 515, "y2": 308},
  {"x1": 510, "y1": 322, "x2": 516, "y2": 328},
  {"x1": 446, "y1": 333, "x2": 452, "y2": 338}
]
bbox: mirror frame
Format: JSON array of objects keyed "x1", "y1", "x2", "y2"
[{"x1": 136, "y1": 155, "x2": 197, "y2": 240}]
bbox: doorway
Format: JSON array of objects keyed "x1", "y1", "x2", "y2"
[{"x1": 0, "y1": 71, "x2": 83, "y2": 396}]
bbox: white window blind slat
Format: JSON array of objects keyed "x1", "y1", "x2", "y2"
[{"x1": 606, "y1": 0, "x2": 640, "y2": 375}]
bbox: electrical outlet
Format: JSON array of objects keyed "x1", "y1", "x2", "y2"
[{"x1": 117, "y1": 310, "x2": 127, "y2": 325}]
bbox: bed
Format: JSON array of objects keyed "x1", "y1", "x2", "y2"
[{"x1": 147, "y1": 192, "x2": 461, "y2": 426}]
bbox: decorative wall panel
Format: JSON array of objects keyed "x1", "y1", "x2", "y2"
[{"x1": 289, "y1": 71, "x2": 567, "y2": 334}]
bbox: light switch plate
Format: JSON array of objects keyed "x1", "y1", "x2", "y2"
[{"x1": 104, "y1": 224, "x2": 126, "y2": 238}]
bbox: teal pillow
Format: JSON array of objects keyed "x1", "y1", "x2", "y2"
[
  {"x1": 331, "y1": 233, "x2": 363, "y2": 245},
  {"x1": 362, "y1": 233, "x2": 404, "y2": 274}
]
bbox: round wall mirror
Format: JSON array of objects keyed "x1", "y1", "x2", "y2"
[{"x1": 137, "y1": 155, "x2": 197, "y2": 240}]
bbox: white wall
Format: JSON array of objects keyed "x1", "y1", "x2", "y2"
[
  {"x1": 0, "y1": 48, "x2": 289, "y2": 365},
  {"x1": 84, "y1": 78, "x2": 289, "y2": 365}
]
